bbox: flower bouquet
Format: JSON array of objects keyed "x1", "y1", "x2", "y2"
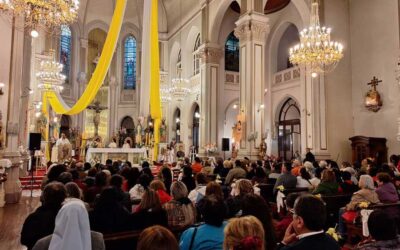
[{"x1": 203, "y1": 143, "x2": 218, "y2": 154}]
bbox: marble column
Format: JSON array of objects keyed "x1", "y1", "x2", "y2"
[
  {"x1": 198, "y1": 44, "x2": 223, "y2": 154},
  {"x1": 108, "y1": 77, "x2": 117, "y2": 139},
  {"x1": 234, "y1": 12, "x2": 269, "y2": 159}
]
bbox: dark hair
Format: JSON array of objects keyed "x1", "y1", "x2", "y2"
[
  {"x1": 47, "y1": 164, "x2": 67, "y2": 182},
  {"x1": 65, "y1": 182, "x2": 81, "y2": 199},
  {"x1": 283, "y1": 162, "x2": 292, "y2": 172},
  {"x1": 299, "y1": 168, "x2": 311, "y2": 180},
  {"x1": 205, "y1": 182, "x2": 224, "y2": 200},
  {"x1": 95, "y1": 172, "x2": 108, "y2": 187},
  {"x1": 110, "y1": 174, "x2": 123, "y2": 188},
  {"x1": 285, "y1": 192, "x2": 301, "y2": 209},
  {"x1": 241, "y1": 194, "x2": 276, "y2": 250},
  {"x1": 368, "y1": 210, "x2": 398, "y2": 241},
  {"x1": 57, "y1": 172, "x2": 73, "y2": 184},
  {"x1": 106, "y1": 159, "x2": 113, "y2": 166},
  {"x1": 137, "y1": 226, "x2": 178, "y2": 250},
  {"x1": 160, "y1": 167, "x2": 172, "y2": 191},
  {"x1": 138, "y1": 173, "x2": 151, "y2": 189},
  {"x1": 194, "y1": 157, "x2": 201, "y2": 163},
  {"x1": 369, "y1": 166, "x2": 378, "y2": 177},
  {"x1": 84, "y1": 162, "x2": 92, "y2": 171},
  {"x1": 182, "y1": 166, "x2": 193, "y2": 178},
  {"x1": 377, "y1": 172, "x2": 391, "y2": 183},
  {"x1": 142, "y1": 161, "x2": 150, "y2": 169},
  {"x1": 41, "y1": 182, "x2": 67, "y2": 208},
  {"x1": 69, "y1": 169, "x2": 80, "y2": 180},
  {"x1": 88, "y1": 167, "x2": 98, "y2": 177},
  {"x1": 197, "y1": 195, "x2": 226, "y2": 227},
  {"x1": 389, "y1": 154, "x2": 400, "y2": 166},
  {"x1": 294, "y1": 195, "x2": 326, "y2": 231},
  {"x1": 141, "y1": 168, "x2": 154, "y2": 182},
  {"x1": 341, "y1": 171, "x2": 351, "y2": 181},
  {"x1": 235, "y1": 160, "x2": 242, "y2": 168},
  {"x1": 195, "y1": 172, "x2": 208, "y2": 185},
  {"x1": 314, "y1": 167, "x2": 324, "y2": 179},
  {"x1": 273, "y1": 163, "x2": 282, "y2": 173}
]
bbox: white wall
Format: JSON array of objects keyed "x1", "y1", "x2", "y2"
[{"x1": 350, "y1": 0, "x2": 400, "y2": 158}]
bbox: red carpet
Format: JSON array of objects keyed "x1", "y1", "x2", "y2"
[{"x1": 20, "y1": 169, "x2": 46, "y2": 190}]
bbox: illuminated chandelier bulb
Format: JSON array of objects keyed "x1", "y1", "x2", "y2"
[{"x1": 31, "y1": 29, "x2": 39, "y2": 38}]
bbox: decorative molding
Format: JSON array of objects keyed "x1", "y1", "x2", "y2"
[
  {"x1": 273, "y1": 67, "x2": 301, "y2": 85},
  {"x1": 198, "y1": 44, "x2": 223, "y2": 64},
  {"x1": 235, "y1": 14, "x2": 270, "y2": 43},
  {"x1": 80, "y1": 39, "x2": 88, "y2": 49}
]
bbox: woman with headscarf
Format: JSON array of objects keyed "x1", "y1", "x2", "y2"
[{"x1": 32, "y1": 199, "x2": 105, "y2": 250}]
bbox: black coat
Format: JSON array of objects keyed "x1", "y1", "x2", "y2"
[
  {"x1": 280, "y1": 233, "x2": 340, "y2": 250},
  {"x1": 21, "y1": 205, "x2": 61, "y2": 250}
]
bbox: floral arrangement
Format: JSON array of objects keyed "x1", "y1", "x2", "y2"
[
  {"x1": 277, "y1": 185, "x2": 285, "y2": 192},
  {"x1": 358, "y1": 201, "x2": 370, "y2": 209},
  {"x1": 203, "y1": 143, "x2": 218, "y2": 154},
  {"x1": 326, "y1": 227, "x2": 341, "y2": 242}
]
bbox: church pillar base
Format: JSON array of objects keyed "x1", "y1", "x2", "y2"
[{"x1": 1, "y1": 151, "x2": 23, "y2": 204}]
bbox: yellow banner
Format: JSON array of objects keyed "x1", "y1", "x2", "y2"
[
  {"x1": 42, "y1": 0, "x2": 127, "y2": 115},
  {"x1": 149, "y1": 0, "x2": 162, "y2": 160}
]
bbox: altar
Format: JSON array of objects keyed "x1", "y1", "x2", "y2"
[{"x1": 86, "y1": 148, "x2": 148, "y2": 166}]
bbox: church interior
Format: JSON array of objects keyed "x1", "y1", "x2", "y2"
[{"x1": 1, "y1": 0, "x2": 400, "y2": 249}]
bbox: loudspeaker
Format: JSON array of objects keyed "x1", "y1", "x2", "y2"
[
  {"x1": 222, "y1": 138, "x2": 230, "y2": 151},
  {"x1": 28, "y1": 133, "x2": 41, "y2": 151}
]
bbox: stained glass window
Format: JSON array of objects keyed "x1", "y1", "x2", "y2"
[
  {"x1": 193, "y1": 34, "x2": 201, "y2": 75},
  {"x1": 225, "y1": 32, "x2": 239, "y2": 72},
  {"x1": 60, "y1": 25, "x2": 72, "y2": 83},
  {"x1": 124, "y1": 35, "x2": 137, "y2": 89}
]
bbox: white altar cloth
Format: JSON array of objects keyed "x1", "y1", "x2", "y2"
[{"x1": 86, "y1": 148, "x2": 148, "y2": 166}]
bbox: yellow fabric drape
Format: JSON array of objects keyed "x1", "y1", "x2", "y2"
[
  {"x1": 42, "y1": 0, "x2": 127, "y2": 115},
  {"x1": 149, "y1": 0, "x2": 162, "y2": 160}
]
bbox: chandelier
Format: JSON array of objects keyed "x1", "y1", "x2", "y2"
[
  {"x1": 289, "y1": 0, "x2": 343, "y2": 78},
  {"x1": 170, "y1": 68, "x2": 191, "y2": 101},
  {"x1": 36, "y1": 50, "x2": 66, "y2": 92},
  {"x1": 0, "y1": 0, "x2": 79, "y2": 36},
  {"x1": 160, "y1": 84, "x2": 172, "y2": 104}
]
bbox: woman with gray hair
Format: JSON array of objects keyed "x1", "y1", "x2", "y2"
[
  {"x1": 338, "y1": 175, "x2": 380, "y2": 238},
  {"x1": 163, "y1": 181, "x2": 196, "y2": 228}
]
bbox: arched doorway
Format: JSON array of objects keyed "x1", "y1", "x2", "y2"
[
  {"x1": 173, "y1": 109, "x2": 181, "y2": 143},
  {"x1": 120, "y1": 116, "x2": 135, "y2": 146},
  {"x1": 192, "y1": 105, "x2": 200, "y2": 152},
  {"x1": 278, "y1": 98, "x2": 301, "y2": 161},
  {"x1": 60, "y1": 115, "x2": 71, "y2": 137}
]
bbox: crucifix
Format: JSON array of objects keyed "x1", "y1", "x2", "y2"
[
  {"x1": 87, "y1": 101, "x2": 108, "y2": 136},
  {"x1": 367, "y1": 76, "x2": 382, "y2": 91}
]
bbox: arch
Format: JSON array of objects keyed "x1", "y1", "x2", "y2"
[
  {"x1": 169, "y1": 41, "x2": 181, "y2": 78},
  {"x1": 84, "y1": 20, "x2": 109, "y2": 38},
  {"x1": 224, "y1": 98, "x2": 240, "y2": 141},
  {"x1": 225, "y1": 31, "x2": 240, "y2": 72},
  {"x1": 123, "y1": 35, "x2": 137, "y2": 89},
  {"x1": 184, "y1": 25, "x2": 201, "y2": 76},
  {"x1": 60, "y1": 25, "x2": 72, "y2": 84},
  {"x1": 274, "y1": 94, "x2": 301, "y2": 122},
  {"x1": 275, "y1": 97, "x2": 301, "y2": 161},
  {"x1": 277, "y1": 24, "x2": 299, "y2": 71},
  {"x1": 173, "y1": 108, "x2": 181, "y2": 143},
  {"x1": 120, "y1": 116, "x2": 135, "y2": 130},
  {"x1": 210, "y1": 0, "x2": 240, "y2": 43},
  {"x1": 193, "y1": 33, "x2": 201, "y2": 75},
  {"x1": 60, "y1": 115, "x2": 72, "y2": 137},
  {"x1": 190, "y1": 103, "x2": 200, "y2": 151},
  {"x1": 120, "y1": 22, "x2": 142, "y2": 43}
]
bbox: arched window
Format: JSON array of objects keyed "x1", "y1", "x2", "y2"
[
  {"x1": 225, "y1": 32, "x2": 239, "y2": 72},
  {"x1": 193, "y1": 34, "x2": 201, "y2": 75},
  {"x1": 123, "y1": 35, "x2": 137, "y2": 90},
  {"x1": 60, "y1": 25, "x2": 72, "y2": 83},
  {"x1": 176, "y1": 49, "x2": 182, "y2": 75}
]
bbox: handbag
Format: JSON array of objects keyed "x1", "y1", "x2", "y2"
[{"x1": 189, "y1": 227, "x2": 198, "y2": 250}]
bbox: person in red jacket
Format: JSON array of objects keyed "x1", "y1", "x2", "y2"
[
  {"x1": 150, "y1": 180, "x2": 172, "y2": 205},
  {"x1": 192, "y1": 157, "x2": 203, "y2": 174}
]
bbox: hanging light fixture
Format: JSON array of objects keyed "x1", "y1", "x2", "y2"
[
  {"x1": 289, "y1": 0, "x2": 343, "y2": 78},
  {"x1": 0, "y1": 0, "x2": 80, "y2": 37},
  {"x1": 160, "y1": 72, "x2": 172, "y2": 104},
  {"x1": 170, "y1": 0, "x2": 190, "y2": 101},
  {"x1": 36, "y1": 50, "x2": 66, "y2": 92}
]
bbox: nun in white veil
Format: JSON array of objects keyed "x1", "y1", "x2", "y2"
[{"x1": 32, "y1": 199, "x2": 105, "y2": 250}]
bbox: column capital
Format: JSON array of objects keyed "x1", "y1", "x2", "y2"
[
  {"x1": 235, "y1": 12, "x2": 270, "y2": 43},
  {"x1": 198, "y1": 43, "x2": 223, "y2": 64},
  {"x1": 199, "y1": 0, "x2": 210, "y2": 8}
]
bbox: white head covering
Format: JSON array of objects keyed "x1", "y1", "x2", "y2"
[{"x1": 49, "y1": 199, "x2": 91, "y2": 250}]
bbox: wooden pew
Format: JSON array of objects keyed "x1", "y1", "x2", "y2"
[{"x1": 321, "y1": 194, "x2": 352, "y2": 228}]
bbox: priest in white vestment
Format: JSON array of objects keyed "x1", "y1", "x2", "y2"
[{"x1": 56, "y1": 133, "x2": 72, "y2": 163}]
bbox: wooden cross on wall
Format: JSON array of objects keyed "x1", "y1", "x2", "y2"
[{"x1": 367, "y1": 76, "x2": 382, "y2": 91}]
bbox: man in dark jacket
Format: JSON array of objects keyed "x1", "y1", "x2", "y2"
[
  {"x1": 21, "y1": 182, "x2": 67, "y2": 250},
  {"x1": 277, "y1": 195, "x2": 340, "y2": 250}
]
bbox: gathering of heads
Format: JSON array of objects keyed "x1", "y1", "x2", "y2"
[{"x1": 20, "y1": 153, "x2": 400, "y2": 250}]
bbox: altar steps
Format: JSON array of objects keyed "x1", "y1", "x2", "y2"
[{"x1": 20, "y1": 170, "x2": 46, "y2": 190}]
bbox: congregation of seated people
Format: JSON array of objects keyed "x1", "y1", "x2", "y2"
[{"x1": 20, "y1": 154, "x2": 400, "y2": 250}]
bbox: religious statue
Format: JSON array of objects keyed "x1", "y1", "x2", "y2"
[
  {"x1": 136, "y1": 117, "x2": 144, "y2": 147},
  {"x1": 36, "y1": 114, "x2": 48, "y2": 140},
  {"x1": 259, "y1": 139, "x2": 267, "y2": 160},
  {"x1": 87, "y1": 101, "x2": 107, "y2": 136},
  {"x1": 232, "y1": 121, "x2": 243, "y2": 144},
  {"x1": 56, "y1": 133, "x2": 72, "y2": 163},
  {"x1": 160, "y1": 118, "x2": 167, "y2": 143},
  {"x1": 365, "y1": 76, "x2": 383, "y2": 112}
]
